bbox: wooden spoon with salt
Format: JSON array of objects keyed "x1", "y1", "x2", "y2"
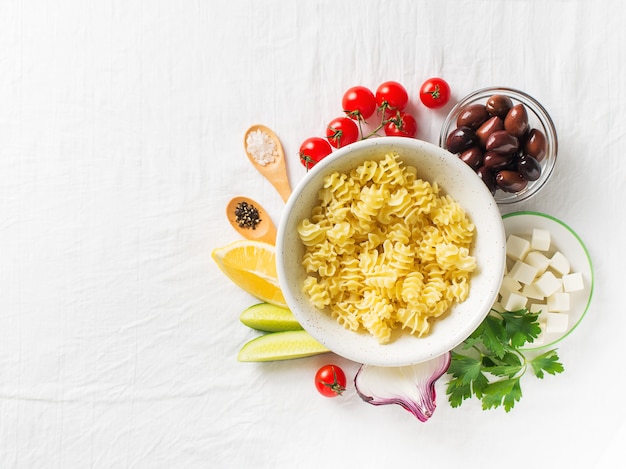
[
  {"x1": 226, "y1": 196, "x2": 277, "y2": 245},
  {"x1": 243, "y1": 124, "x2": 292, "y2": 203}
]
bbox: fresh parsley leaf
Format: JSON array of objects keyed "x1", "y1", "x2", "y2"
[
  {"x1": 448, "y1": 352, "x2": 482, "y2": 384},
  {"x1": 482, "y1": 378, "x2": 522, "y2": 412},
  {"x1": 446, "y1": 380, "x2": 472, "y2": 408},
  {"x1": 446, "y1": 352, "x2": 489, "y2": 406},
  {"x1": 529, "y1": 349, "x2": 565, "y2": 378},
  {"x1": 446, "y1": 307, "x2": 565, "y2": 413},
  {"x1": 500, "y1": 310, "x2": 542, "y2": 348},
  {"x1": 478, "y1": 315, "x2": 508, "y2": 358},
  {"x1": 485, "y1": 352, "x2": 523, "y2": 378}
]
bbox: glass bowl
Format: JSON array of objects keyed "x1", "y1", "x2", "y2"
[
  {"x1": 439, "y1": 87, "x2": 558, "y2": 205},
  {"x1": 500, "y1": 211, "x2": 593, "y2": 350}
]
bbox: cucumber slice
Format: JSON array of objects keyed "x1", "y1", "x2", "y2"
[
  {"x1": 240, "y1": 302, "x2": 303, "y2": 332},
  {"x1": 237, "y1": 330, "x2": 330, "y2": 362}
]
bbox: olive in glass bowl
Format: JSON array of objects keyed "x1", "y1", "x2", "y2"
[{"x1": 439, "y1": 87, "x2": 558, "y2": 204}]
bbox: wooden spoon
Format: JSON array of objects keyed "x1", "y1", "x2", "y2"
[
  {"x1": 244, "y1": 124, "x2": 292, "y2": 202},
  {"x1": 226, "y1": 196, "x2": 277, "y2": 244}
]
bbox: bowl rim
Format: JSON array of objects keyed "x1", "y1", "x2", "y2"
[
  {"x1": 439, "y1": 86, "x2": 558, "y2": 205},
  {"x1": 277, "y1": 136, "x2": 506, "y2": 366}
]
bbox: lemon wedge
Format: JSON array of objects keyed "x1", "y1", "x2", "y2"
[{"x1": 212, "y1": 240, "x2": 287, "y2": 307}]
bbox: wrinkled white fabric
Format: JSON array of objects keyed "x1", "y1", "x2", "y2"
[{"x1": 0, "y1": 0, "x2": 623, "y2": 467}]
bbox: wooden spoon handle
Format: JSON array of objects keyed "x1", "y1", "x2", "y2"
[{"x1": 268, "y1": 167, "x2": 291, "y2": 203}]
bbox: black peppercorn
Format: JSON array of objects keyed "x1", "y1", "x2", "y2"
[{"x1": 234, "y1": 201, "x2": 262, "y2": 230}]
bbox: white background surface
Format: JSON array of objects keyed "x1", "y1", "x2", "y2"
[{"x1": 1, "y1": 1, "x2": 624, "y2": 468}]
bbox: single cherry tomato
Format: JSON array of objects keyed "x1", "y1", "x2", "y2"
[
  {"x1": 314, "y1": 364, "x2": 347, "y2": 398},
  {"x1": 384, "y1": 111, "x2": 417, "y2": 138},
  {"x1": 375, "y1": 81, "x2": 409, "y2": 114},
  {"x1": 299, "y1": 137, "x2": 333, "y2": 170},
  {"x1": 419, "y1": 77, "x2": 451, "y2": 109},
  {"x1": 342, "y1": 86, "x2": 377, "y2": 121},
  {"x1": 326, "y1": 116, "x2": 360, "y2": 148}
]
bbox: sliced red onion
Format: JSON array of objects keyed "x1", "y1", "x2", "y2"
[{"x1": 354, "y1": 352, "x2": 451, "y2": 422}]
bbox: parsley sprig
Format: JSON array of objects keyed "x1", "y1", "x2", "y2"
[{"x1": 446, "y1": 308, "x2": 565, "y2": 412}]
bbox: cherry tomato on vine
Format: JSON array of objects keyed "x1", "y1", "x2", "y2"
[
  {"x1": 419, "y1": 77, "x2": 451, "y2": 109},
  {"x1": 375, "y1": 81, "x2": 409, "y2": 115},
  {"x1": 299, "y1": 137, "x2": 332, "y2": 170},
  {"x1": 326, "y1": 116, "x2": 360, "y2": 148},
  {"x1": 342, "y1": 86, "x2": 377, "y2": 121},
  {"x1": 314, "y1": 364, "x2": 347, "y2": 398},
  {"x1": 384, "y1": 111, "x2": 417, "y2": 138}
]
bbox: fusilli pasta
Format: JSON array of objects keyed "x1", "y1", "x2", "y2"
[{"x1": 297, "y1": 152, "x2": 476, "y2": 344}]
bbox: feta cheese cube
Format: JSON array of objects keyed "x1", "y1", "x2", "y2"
[
  {"x1": 501, "y1": 290, "x2": 528, "y2": 311},
  {"x1": 524, "y1": 251, "x2": 551, "y2": 276},
  {"x1": 534, "y1": 271, "x2": 562, "y2": 297},
  {"x1": 547, "y1": 292, "x2": 570, "y2": 312},
  {"x1": 562, "y1": 272, "x2": 584, "y2": 292},
  {"x1": 531, "y1": 228, "x2": 551, "y2": 251},
  {"x1": 546, "y1": 312, "x2": 569, "y2": 333},
  {"x1": 522, "y1": 283, "x2": 545, "y2": 300},
  {"x1": 499, "y1": 275, "x2": 521, "y2": 297},
  {"x1": 550, "y1": 251, "x2": 571, "y2": 276},
  {"x1": 506, "y1": 234, "x2": 531, "y2": 261},
  {"x1": 509, "y1": 260, "x2": 539, "y2": 285},
  {"x1": 529, "y1": 303, "x2": 546, "y2": 314}
]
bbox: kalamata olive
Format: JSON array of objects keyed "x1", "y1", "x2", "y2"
[
  {"x1": 475, "y1": 116, "x2": 504, "y2": 148},
  {"x1": 456, "y1": 104, "x2": 489, "y2": 130},
  {"x1": 486, "y1": 94, "x2": 513, "y2": 118},
  {"x1": 485, "y1": 130, "x2": 519, "y2": 154},
  {"x1": 524, "y1": 128, "x2": 547, "y2": 161},
  {"x1": 517, "y1": 154, "x2": 542, "y2": 181},
  {"x1": 446, "y1": 126, "x2": 478, "y2": 154},
  {"x1": 504, "y1": 103, "x2": 529, "y2": 138},
  {"x1": 459, "y1": 146, "x2": 483, "y2": 169},
  {"x1": 476, "y1": 166, "x2": 497, "y2": 195},
  {"x1": 496, "y1": 170, "x2": 528, "y2": 193},
  {"x1": 483, "y1": 150, "x2": 514, "y2": 170}
]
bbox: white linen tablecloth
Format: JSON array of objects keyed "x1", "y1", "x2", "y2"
[{"x1": 1, "y1": 1, "x2": 624, "y2": 467}]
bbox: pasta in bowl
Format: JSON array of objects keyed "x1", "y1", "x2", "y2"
[{"x1": 277, "y1": 137, "x2": 505, "y2": 366}]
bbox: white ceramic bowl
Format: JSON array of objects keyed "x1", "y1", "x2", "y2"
[{"x1": 277, "y1": 137, "x2": 506, "y2": 366}]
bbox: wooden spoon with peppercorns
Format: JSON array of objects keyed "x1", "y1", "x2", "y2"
[
  {"x1": 244, "y1": 125, "x2": 291, "y2": 203},
  {"x1": 226, "y1": 196, "x2": 277, "y2": 244}
]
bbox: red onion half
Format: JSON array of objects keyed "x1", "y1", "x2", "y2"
[{"x1": 354, "y1": 352, "x2": 451, "y2": 422}]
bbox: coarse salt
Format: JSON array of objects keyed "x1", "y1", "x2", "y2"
[{"x1": 246, "y1": 129, "x2": 278, "y2": 166}]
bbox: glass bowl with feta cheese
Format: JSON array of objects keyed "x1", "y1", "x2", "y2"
[{"x1": 497, "y1": 211, "x2": 594, "y2": 349}]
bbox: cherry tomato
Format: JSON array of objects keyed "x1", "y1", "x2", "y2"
[
  {"x1": 299, "y1": 137, "x2": 332, "y2": 170},
  {"x1": 419, "y1": 77, "x2": 451, "y2": 109},
  {"x1": 314, "y1": 364, "x2": 347, "y2": 398},
  {"x1": 375, "y1": 81, "x2": 409, "y2": 114},
  {"x1": 384, "y1": 111, "x2": 417, "y2": 138},
  {"x1": 342, "y1": 86, "x2": 377, "y2": 121},
  {"x1": 326, "y1": 116, "x2": 360, "y2": 148}
]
